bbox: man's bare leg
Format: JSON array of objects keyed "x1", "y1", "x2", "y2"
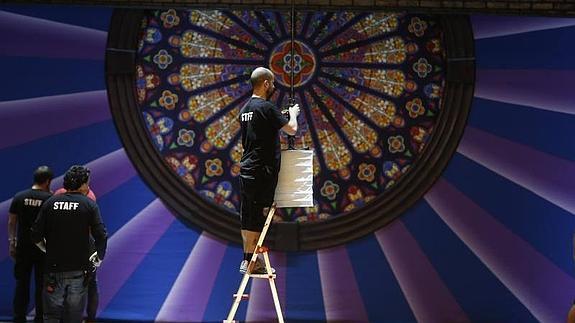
[
  {"x1": 241, "y1": 230, "x2": 261, "y2": 272},
  {"x1": 241, "y1": 230, "x2": 260, "y2": 253}
]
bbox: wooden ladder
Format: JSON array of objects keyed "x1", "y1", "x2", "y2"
[{"x1": 224, "y1": 202, "x2": 284, "y2": 323}]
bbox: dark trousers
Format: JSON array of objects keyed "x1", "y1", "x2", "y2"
[
  {"x1": 239, "y1": 168, "x2": 278, "y2": 231},
  {"x1": 86, "y1": 270, "x2": 99, "y2": 321},
  {"x1": 43, "y1": 271, "x2": 87, "y2": 323},
  {"x1": 13, "y1": 248, "x2": 44, "y2": 323}
]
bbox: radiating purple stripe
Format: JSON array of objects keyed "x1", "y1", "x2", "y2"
[
  {"x1": 0, "y1": 149, "x2": 136, "y2": 261},
  {"x1": 97, "y1": 199, "x2": 175, "y2": 314},
  {"x1": 0, "y1": 10, "x2": 106, "y2": 59},
  {"x1": 0, "y1": 91, "x2": 111, "y2": 149},
  {"x1": 425, "y1": 178, "x2": 575, "y2": 323},
  {"x1": 475, "y1": 69, "x2": 575, "y2": 115},
  {"x1": 458, "y1": 127, "x2": 575, "y2": 214},
  {"x1": 472, "y1": 15, "x2": 575, "y2": 39},
  {"x1": 46, "y1": 149, "x2": 135, "y2": 196},
  {"x1": 317, "y1": 246, "x2": 369, "y2": 322},
  {"x1": 75, "y1": 149, "x2": 137, "y2": 196},
  {"x1": 375, "y1": 221, "x2": 470, "y2": 323},
  {"x1": 245, "y1": 252, "x2": 287, "y2": 322},
  {"x1": 155, "y1": 232, "x2": 227, "y2": 322}
]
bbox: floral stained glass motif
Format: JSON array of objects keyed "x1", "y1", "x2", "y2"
[{"x1": 135, "y1": 9, "x2": 446, "y2": 222}]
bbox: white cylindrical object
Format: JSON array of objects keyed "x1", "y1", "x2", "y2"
[{"x1": 275, "y1": 150, "x2": 314, "y2": 208}]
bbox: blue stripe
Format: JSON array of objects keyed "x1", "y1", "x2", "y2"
[
  {"x1": 469, "y1": 98, "x2": 575, "y2": 162},
  {"x1": 97, "y1": 176, "x2": 158, "y2": 237},
  {"x1": 0, "y1": 120, "x2": 121, "y2": 202},
  {"x1": 0, "y1": 5, "x2": 112, "y2": 32},
  {"x1": 402, "y1": 199, "x2": 538, "y2": 322},
  {"x1": 99, "y1": 220, "x2": 200, "y2": 321},
  {"x1": 475, "y1": 26, "x2": 575, "y2": 69},
  {"x1": 285, "y1": 251, "x2": 326, "y2": 322},
  {"x1": 0, "y1": 57, "x2": 105, "y2": 101},
  {"x1": 442, "y1": 153, "x2": 575, "y2": 276},
  {"x1": 202, "y1": 243, "x2": 247, "y2": 322},
  {"x1": 0, "y1": 259, "x2": 16, "y2": 319},
  {"x1": 347, "y1": 234, "x2": 416, "y2": 322}
]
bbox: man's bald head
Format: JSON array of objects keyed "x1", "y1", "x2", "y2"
[{"x1": 250, "y1": 67, "x2": 274, "y2": 88}]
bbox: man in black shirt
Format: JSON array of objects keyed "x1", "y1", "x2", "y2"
[
  {"x1": 8, "y1": 166, "x2": 53, "y2": 323},
  {"x1": 55, "y1": 187, "x2": 99, "y2": 323},
  {"x1": 31, "y1": 165, "x2": 107, "y2": 323},
  {"x1": 238, "y1": 67, "x2": 299, "y2": 274}
]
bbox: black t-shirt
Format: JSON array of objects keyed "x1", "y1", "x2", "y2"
[
  {"x1": 31, "y1": 192, "x2": 107, "y2": 273},
  {"x1": 9, "y1": 188, "x2": 52, "y2": 250},
  {"x1": 239, "y1": 97, "x2": 289, "y2": 174}
]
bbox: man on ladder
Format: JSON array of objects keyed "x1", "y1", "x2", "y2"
[{"x1": 238, "y1": 66, "x2": 300, "y2": 275}]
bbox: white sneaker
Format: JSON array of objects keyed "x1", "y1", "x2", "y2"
[
  {"x1": 239, "y1": 260, "x2": 248, "y2": 274},
  {"x1": 251, "y1": 258, "x2": 275, "y2": 275}
]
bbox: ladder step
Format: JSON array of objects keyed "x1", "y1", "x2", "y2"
[
  {"x1": 233, "y1": 294, "x2": 249, "y2": 300},
  {"x1": 249, "y1": 273, "x2": 276, "y2": 279}
]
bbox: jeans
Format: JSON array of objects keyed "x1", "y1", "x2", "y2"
[
  {"x1": 13, "y1": 247, "x2": 44, "y2": 323},
  {"x1": 43, "y1": 271, "x2": 87, "y2": 323},
  {"x1": 86, "y1": 270, "x2": 98, "y2": 322}
]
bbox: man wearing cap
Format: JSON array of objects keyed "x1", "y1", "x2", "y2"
[
  {"x1": 31, "y1": 165, "x2": 107, "y2": 323},
  {"x1": 8, "y1": 166, "x2": 53, "y2": 323}
]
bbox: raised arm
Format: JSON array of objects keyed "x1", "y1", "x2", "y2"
[{"x1": 281, "y1": 104, "x2": 300, "y2": 136}]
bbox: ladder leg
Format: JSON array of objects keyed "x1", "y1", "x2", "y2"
[
  {"x1": 263, "y1": 252, "x2": 284, "y2": 323},
  {"x1": 259, "y1": 205, "x2": 284, "y2": 322},
  {"x1": 225, "y1": 203, "x2": 280, "y2": 322},
  {"x1": 269, "y1": 280, "x2": 284, "y2": 323},
  {"x1": 262, "y1": 251, "x2": 273, "y2": 275},
  {"x1": 225, "y1": 273, "x2": 251, "y2": 322},
  {"x1": 269, "y1": 283, "x2": 285, "y2": 321}
]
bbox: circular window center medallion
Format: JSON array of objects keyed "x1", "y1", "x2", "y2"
[{"x1": 269, "y1": 40, "x2": 316, "y2": 88}]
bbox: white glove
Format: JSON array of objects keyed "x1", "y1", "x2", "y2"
[
  {"x1": 35, "y1": 239, "x2": 47, "y2": 253},
  {"x1": 289, "y1": 104, "x2": 300, "y2": 116},
  {"x1": 89, "y1": 252, "x2": 102, "y2": 267}
]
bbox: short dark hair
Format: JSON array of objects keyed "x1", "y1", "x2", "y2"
[
  {"x1": 33, "y1": 166, "x2": 53, "y2": 184},
  {"x1": 63, "y1": 165, "x2": 91, "y2": 191}
]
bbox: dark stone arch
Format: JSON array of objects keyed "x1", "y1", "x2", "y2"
[{"x1": 106, "y1": 9, "x2": 474, "y2": 251}]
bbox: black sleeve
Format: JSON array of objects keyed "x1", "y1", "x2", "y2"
[
  {"x1": 89, "y1": 203, "x2": 108, "y2": 260},
  {"x1": 30, "y1": 203, "x2": 48, "y2": 244},
  {"x1": 9, "y1": 194, "x2": 20, "y2": 214},
  {"x1": 265, "y1": 102, "x2": 289, "y2": 130}
]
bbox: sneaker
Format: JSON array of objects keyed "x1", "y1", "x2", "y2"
[
  {"x1": 239, "y1": 260, "x2": 248, "y2": 274},
  {"x1": 250, "y1": 258, "x2": 275, "y2": 275}
]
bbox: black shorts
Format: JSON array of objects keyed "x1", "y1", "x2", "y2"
[{"x1": 239, "y1": 167, "x2": 278, "y2": 231}]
